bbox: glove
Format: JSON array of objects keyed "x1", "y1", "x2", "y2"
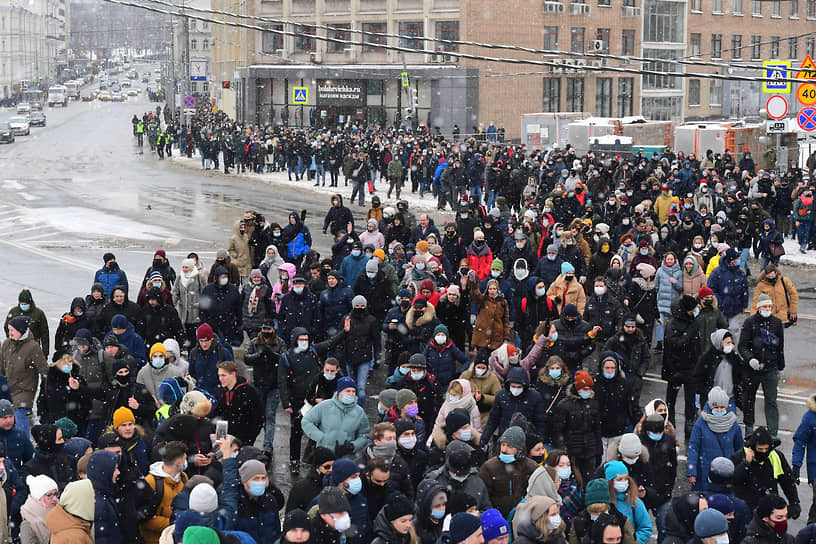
[
  {"x1": 749, "y1": 358, "x2": 762, "y2": 371},
  {"x1": 579, "y1": 275, "x2": 586, "y2": 285},
  {"x1": 470, "y1": 314, "x2": 477, "y2": 325},
  {"x1": 792, "y1": 465, "x2": 801, "y2": 485},
  {"x1": 789, "y1": 502, "x2": 802, "y2": 520},
  {"x1": 335, "y1": 440, "x2": 355, "y2": 458}
]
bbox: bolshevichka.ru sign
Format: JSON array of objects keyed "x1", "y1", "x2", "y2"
[{"x1": 316, "y1": 80, "x2": 367, "y2": 106}]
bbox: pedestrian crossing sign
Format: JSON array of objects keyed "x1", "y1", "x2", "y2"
[
  {"x1": 292, "y1": 87, "x2": 309, "y2": 104},
  {"x1": 763, "y1": 61, "x2": 791, "y2": 94}
]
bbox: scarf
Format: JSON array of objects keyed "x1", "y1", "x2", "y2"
[
  {"x1": 20, "y1": 495, "x2": 50, "y2": 544},
  {"x1": 701, "y1": 410, "x2": 737, "y2": 433},
  {"x1": 180, "y1": 270, "x2": 197, "y2": 288},
  {"x1": 247, "y1": 285, "x2": 260, "y2": 315}
]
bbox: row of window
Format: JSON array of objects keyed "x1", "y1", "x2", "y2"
[
  {"x1": 690, "y1": 0, "x2": 815, "y2": 17},
  {"x1": 189, "y1": 20, "x2": 210, "y2": 31},
  {"x1": 688, "y1": 79, "x2": 723, "y2": 107},
  {"x1": 541, "y1": 77, "x2": 635, "y2": 117},
  {"x1": 543, "y1": 27, "x2": 637, "y2": 55},
  {"x1": 689, "y1": 33, "x2": 816, "y2": 60},
  {"x1": 190, "y1": 39, "x2": 209, "y2": 51},
  {"x1": 262, "y1": 21, "x2": 459, "y2": 53}
]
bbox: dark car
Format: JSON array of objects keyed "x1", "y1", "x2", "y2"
[
  {"x1": 0, "y1": 123, "x2": 15, "y2": 143},
  {"x1": 28, "y1": 111, "x2": 46, "y2": 127}
]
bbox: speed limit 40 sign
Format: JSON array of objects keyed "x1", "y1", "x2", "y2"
[{"x1": 798, "y1": 83, "x2": 816, "y2": 106}]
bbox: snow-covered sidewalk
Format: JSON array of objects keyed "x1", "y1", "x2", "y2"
[{"x1": 780, "y1": 238, "x2": 816, "y2": 268}]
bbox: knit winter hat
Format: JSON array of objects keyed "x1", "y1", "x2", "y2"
[
  {"x1": 365, "y1": 259, "x2": 379, "y2": 273},
  {"x1": 694, "y1": 508, "x2": 729, "y2": 538},
  {"x1": 707, "y1": 386, "x2": 729, "y2": 409},
  {"x1": 707, "y1": 494, "x2": 735, "y2": 516},
  {"x1": 149, "y1": 343, "x2": 167, "y2": 359},
  {"x1": 385, "y1": 494, "x2": 415, "y2": 521},
  {"x1": 445, "y1": 410, "x2": 470, "y2": 435},
  {"x1": 112, "y1": 407, "x2": 135, "y2": 429},
  {"x1": 179, "y1": 391, "x2": 212, "y2": 417},
  {"x1": 378, "y1": 389, "x2": 398, "y2": 409},
  {"x1": 679, "y1": 294, "x2": 698, "y2": 313},
  {"x1": 26, "y1": 474, "x2": 58, "y2": 500},
  {"x1": 562, "y1": 304, "x2": 579, "y2": 318},
  {"x1": 373, "y1": 249, "x2": 386, "y2": 260},
  {"x1": 491, "y1": 259, "x2": 504, "y2": 272},
  {"x1": 318, "y1": 486, "x2": 351, "y2": 514},
  {"x1": 310, "y1": 447, "x2": 336, "y2": 467},
  {"x1": 408, "y1": 353, "x2": 427, "y2": 368},
  {"x1": 336, "y1": 376, "x2": 357, "y2": 393},
  {"x1": 585, "y1": 478, "x2": 612, "y2": 506},
  {"x1": 698, "y1": 286, "x2": 714, "y2": 298},
  {"x1": 54, "y1": 417, "x2": 78, "y2": 439},
  {"x1": 352, "y1": 295, "x2": 368, "y2": 308},
  {"x1": 416, "y1": 240, "x2": 430, "y2": 253},
  {"x1": 238, "y1": 459, "x2": 267, "y2": 484},
  {"x1": 329, "y1": 458, "x2": 359, "y2": 486},
  {"x1": 394, "y1": 418, "x2": 416, "y2": 437},
  {"x1": 189, "y1": 483, "x2": 218, "y2": 513},
  {"x1": 0, "y1": 400, "x2": 12, "y2": 418},
  {"x1": 617, "y1": 433, "x2": 642, "y2": 458},
  {"x1": 8, "y1": 316, "x2": 30, "y2": 336},
  {"x1": 499, "y1": 426, "x2": 526, "y2": 451},
  {"x1": 604, "y1": 460, "x2": 628, "y2": 481},
  {"x1": 709, "y1": 457, "x2": 735, "y2": 484},
  {"x1": 757, "y1": 293, "x2": 773, "y2": 308},
  {"x1": 574, "y1": 370, "x2": 594, "y2": 390},
  {"x1": 481, "y1": 508, "x2": 510, "y2": 541},
  {"x1": 561, "y1": 262, "x2": 575, "y2": 275},
  {"x1": 450, "y1": 513, "x2": 483, "y2": 543},
  {"x1": 18, "y1": 289, "x2": 33, "y2": 304},
  {"x1": 282, "y1": 509, "x2": 312, "y2": 533},
  {"x1": 396, "y1": 389, "x2": 417, "y2": 410},
  {"x1": 195, "y1": 323, "x2": 214, "y2": 340}
]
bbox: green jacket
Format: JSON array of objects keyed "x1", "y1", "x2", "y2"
[
  {"x1": 387, "y1": 158, "x2": 404, "y2": 181},
  {"x1": 4, "y1": 305, "x2": 49, "y2": 356},
  {"x1": 301, "y1": 393, "x2": 370, "y2": 456},
  {"x1": 379, "y1": 261, "x2": 399, "y2": 295},
  {"x1": 694, "y1": 304, "x2": 729, "y2": 354}
]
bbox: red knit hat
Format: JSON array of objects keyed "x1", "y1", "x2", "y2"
[
  {"x1": 506, "y1": 344, "x2": 518, "y2": 357},
  {"x1": 574, "y1": 370, "x2": 594, "y2": 390},
  {"x1": 698, "y1": 286, "x2": 714, "y2": 298},
  {"x1": 196, "y1": 323, "x2": 214, "y2": 340}
]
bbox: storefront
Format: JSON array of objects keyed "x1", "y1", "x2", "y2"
[{"x1": 235, "y1": 64, "x2": 478, "y2": 134}]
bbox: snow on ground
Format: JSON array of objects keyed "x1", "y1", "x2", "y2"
[
  {"x1": 17, "y1": 206, "x2": 172, "y2": 240},
  {"x1": 781, "y1": 238, "x2": 816, "y2": 268}
]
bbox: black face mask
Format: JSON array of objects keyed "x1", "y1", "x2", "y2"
[
  {"x1": 531, "y1": 454, "x2": 546, "y2": 464},
  {"x1": 115, "y1": 373, "x2": 130, "y2": 385},
  {"x1": 153, "y1": 259, "x2": 163, "y2": 268},
  {"x1": 767, "y1": 276, "x2": 777, "y2": 285},
  {"x1": 703, "y1": 299, "x2": 713, "y2": 307},
  {"x1": 754, "y1": 450, "x2": 770, "y2": 463},
  {"x1": 353, "y1": 308, "x2": 366, "y2": 316},
  {"x1": 261, "y1": 331, "x2": 275, "y2": 339},
  {"x1": 399, "y1": 300, "x2": 411, "y2": 309}
]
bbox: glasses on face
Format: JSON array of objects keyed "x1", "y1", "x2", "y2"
[{"x1": 44, "y1": 491, "x2": 58, "y2": 498}]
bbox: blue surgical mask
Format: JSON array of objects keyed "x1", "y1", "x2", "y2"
[
  {"x1": 377, "y1": 404, "x2": 386, "y2": 415},
  {"x1": 579, "y1": 390, "x2": 592, "y2": 399},
  {"x1": 293, "y1": 286, "x2": 304, "y2": 295},
  {"x1": 693, "y1": 307, "x2": 700, "y2": 318},
  {"x1": 614, "y1": 480, "x2": 629, "y2": 493},
  {"x1": 366, "y1": 272, "x2": 377, "y2": 279},
  {"x1": 547, "y1": 254, "x2": 556, "y2": 261},
  {"x1": 603, "y1": 371, "x2": 616, "y2": 379},
  {"x1": 591, "y1": 514, "x2": 601, "y2": 521},
  {"x1": 347, "y1": 476, "x2": 362, "y2": 495},
  {"x1": 640, "y1": 249, "x2": 649, "y2": 256},
  {"x1": 341, "y1": 394, "x2": 357, "y2": 405},
  {"x1": 351, "y1": 249, "x2": 361, "y2": 257},
  {"x1": 18, "y1": 303, "x2": 29, "y2": 312},
  {"x1": 458, "y1": 428, "x2": 472, "y2": 442},
  {"x1": 557, "y1": 467, "x2": 572, "y2": 480},
  {"x1": 324, "y1": 373, "x2": 336, "y2": 381},
  {"x1": 431, "y1": 508, "x2": 446, "y2": 519},
  {"x1": 549, "y1": 369, "x2": 562, "y2": 380},
  {"x1": 398, "y1": 367, "x2": 409, "y2": 375},
  {"x1": 536, "y1": 288, "x2": 547, "y2": 297},
  {"x1": 248, "y1": 480, "x2": 267, "y2": 497},
  {"x1": 151, "y1": 357, "x2": 166, "y2": 369},
  {"x1": 499, "y1": 453, "x2": 515, "y2": 464},
  {"x1": 712, "y1": 408, "x2": 727, "y2": 417},
  {"x1": 648, "y1": 432, "x2": 664, "y2": 441},
  {"x1": 411, "y1": 371, "x2": 425, "y2": 381},
  {"x1": 550, "y1": 332, "x2": 558, "y2": 342},
  {"x1": 60, "y1": 364, "x2": 72, "y2": 374}
]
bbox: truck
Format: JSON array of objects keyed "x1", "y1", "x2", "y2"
[
  {"x1": 64, "y1": 81, "x2": 79, "y2": 100},
  {"x1": 48, "y1": 86, "x2": 68, "y2": 107}
]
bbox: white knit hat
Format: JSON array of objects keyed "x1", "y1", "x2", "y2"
[
  {"x1": 189, "y1": 483, "x2": 218, "y2": 513},
  {"x1": 26, "y1": 474, "x2": 58, "y2": 500}
]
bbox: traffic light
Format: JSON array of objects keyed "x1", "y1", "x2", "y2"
[
  {"x1": 411, "y1": 88, "x2": 418, "y2": 110},
  {"x1": 404, "y1": 107, "x2": 413, "y2": 120},
  {"x1": 222, "y1": 81, "x2": 231, "y2": 89}
]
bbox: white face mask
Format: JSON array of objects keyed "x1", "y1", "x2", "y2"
[
  {"x1": 333, "y1": 513, "x2": 351, "y2": 532},
  {"x1": 722, "y1": 344, "x2": 733, "y2": 354},
  {"x1": 716, "y1": 535, "x2": 729, "y2": 544},
  {"x1": 295, "y1": 340, "x2": 309, "y2": 352},
  {"x1": 490, "y1": 270, "x2": 501, "y2": 278},
  {"x1": 475, "y1": 367, "x2": 487, "y2": 377},
  {"x1": 435, "y1": 334, "x2": 447, "y2": 345},
  {"x1": 594, "y1": 286, "x2": 606, "y2": 296},
  {"x1": 547, "y1": 515, "x2": 562, "y2": 531},
  {"x1": 759, "y1": 309, "x2": 772, "y2": 318},
  {"x1": 398, "y1": 436, "x2": 417, "y2": 449},
  {"x1": 509, "y1": 386, "x2": 524, "y2": 397},
  {"x1": 448, "y1": 394, "x2": 459, "y2": 403},
  {"x1": 219, "y1": 277, "x2": 229, "y2": 286}
]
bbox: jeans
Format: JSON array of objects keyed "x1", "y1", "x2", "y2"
[
  {"x1": 656, "y1": 311, "x2": 671, "y2": 341},
  {"x1": 288, "y1": 162, "x2": 298, "y2": 180},
  {"x1": 654, "y1": 501, "x2": 671, "y2": 543},
  {"x1": 345, "y1": 362, "x2": 371, "y2": 407},
  {"x1": 470, "y1": 186, "x2": 482, "y2": 203},
  {"x1": 486, "y1": 189, "x2": 497, "y2": 210},
  {"x1": 261, "y1": 388, "x2": 280, "y2": 450},
  {"x1": 350, "y1": 181, "x2": 365, "y2": 205},
  {"x1": 666, "y1": 378, "x2": 697, "y2": 438},
  {"x1": 798, "y1": 221, "x2": 811, "y2": 250},
  {"x1": 740, "y1": 247, "x2": 751, "y2": 274},
  {"x1": 314, "y1": 165, "x2": 325, "y2": 185},
  {"x1": 742, "y1": 369, "x2": 779, "y2": 435},
  {"x1": 14, "y1": 408, "x2": 30, "y2": 437}
]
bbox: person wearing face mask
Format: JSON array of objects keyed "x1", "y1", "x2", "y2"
[
  {"x1": 142, "y1": 249, "x2": 177, "y2": 290},
  {"x1": 339, "y1": 240, "x2": 370, "y2": 287},
  {"x1": 21, "y1": 425, "x2": 71, "y2": 491},
  {"x1": 738, "y1": 294, "x2": 784, "y2": 437},
  {"x1": 286, "y1": 446, "x2": 335, "y2": 514},
  {"x1": 353, "y1": 260, "x2": 394, "y2": 324},
  {"x1": 394, "y1": 417, "x2": 428, "y2": 490},
  {"x1": 302, "y1": 377, "x2": 370, "y2": 465},
  {"x1": 53, "y1": 297, "x2": 92, "y2": 362},
  {"x1": 311, "y1": 485, "x2": 353, "y2": 543},
  {"x1": 558, "y1": 232, "x2": 588, "y2": 283},
  {"x1": 239, "y1": 269, "x2": 273, "y2": 341},
  {"x1": 691, "y1": 507, "x2": 731, "y2": 544},
  {"x1": 317, "y1": 457, "x2": 371, "y2": 544},
  {"x1": 431, "y1": 379, "x2": 483, "y2": 447},
  {"x1": 426, "y1": 438, "x2": 492, "y2": 513},
  {"x1": 511, "y1": 495, "x2": 567, "y2": 544},
  {"x1": 480, "y1": 367, "x2": 546, "y2": 449},
  {"x1": 742, "y1": 494, "x2": 796, "y2": 544},
  {"x1": 354, "y1": 423, "x2": 415, "y2": 502},
  {"x1": 414, "y1": 479, "x2": 448, "y2": 544},
  {"x1": 243, "y1": 322, "x2": 285, "y2": 460},
  {"x1": 333, "y1": 296, "x2": 380, "y2": 407},
  {"x1": 548, "y1": 262, "x2": 587, "y2": 316},
  {"x1": 694, "y1": 329, "x2": 743, "y2": 407},
  {"x1": 663, "y1": 294, "x2": 702, "y2": 441},
  {"x1": 1, "y1": 316, "x2": 48, "y2": 437},
  {"x1": 750, "y1": 264, "x2": 798, "y2": 327},
  {"x1": 604, "y1": 462, "x2": 652, "y2": 544},
  {"x1": 707, "y1": 248, "x2": 748, "y2": 333},
  {"x1": 141, "y1": 288, "x2": 185, "y2": 357},
  {"x1": 583, "y1": 277, "x2": 624, "y2": 346},
  {"x1": 479, "y1": 425, "x2": 539, "y2": 517},
  {"x1": 568, "y1": 479, "x2": 638, "y2": 544},
  {"x1": 731, "y1": 427, "x2": 800, "y2": 517},
  {"x1": 436, "y1": 283, "x2": 472, "y2": 351},
  {"x1": 4, "y1": 288, "x2": 49, "y2": 357},
  {"x1": 594, "y1": 356, "x2": 641, "y2": 457},
  {"x1": 206, "y1": 249, "x2": 241, "y2": 288},
  {"x1": 554, "y1": 370, "x2": 602, "y2": 479},
  {"x1": 661, "y1": 492, "x2": 709, "y2": 544},
  {"x1": 635, "y1": 414, "x2": 678, "y2": 540},
  {"x1": 542, "y1": 450, "x2": 583, "y2": 525},
  {"x1": 429, "y1": 408, "x2": 485, "y2": 471},
  {"x1": 277, "y1": 276, "x2": 319, "y2": 347},
  {"x1": 459, "y1": 359, "x2": 501, "y2": 429},
  {"x1": 94, "y1": 252, "x2": 129, "y2": 299},
  {"x1": 219, "y1": 457, "x2": 285, "y2": 544},
  {"x1": 137, "y1": 271, "x2": 174, "y2": 309},
  {"x1": 199, "y1": 266, "x2": 242, "y2": 348},
  {"x1": 686, "y1": 387, "x2": 744, "y2": 493},
  {"x1": 171, "y1": 259, "x2": 206, "y2": 350},
  {"x1": 39, "y1": 353, "x2": 89, "y2": 431},
  {"x1": 533, "y1": 244, "x2": 564, "y2": 291}
]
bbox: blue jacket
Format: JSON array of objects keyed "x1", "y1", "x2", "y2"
[
  {"x1": 284, "y1": 211, "x2": 312, "y2": 260},
  {"x1": 423, "y1": 341, "x2": 470, "y2": 388},
  {"x1": 319, "y1": 284, "x2": 354, "y2": 334},
  {"x1": 793, "y1": 393, "x2": 816, "y2": 483},
  {"x1": 533, "y1": 255, "x2": 564, "y2": 289},
  {"x1": 481, "y1": 367, "x2": 546, "y2": 443},
  {"x1": 338, "y1": 252, "x2": 370, "y2": 287},
  {"x1": 0, "y1": 425, "x2": 34, "y2": 471},
  {"x1": 687, "y1": 408, "x2": 744, "y2": 489},
  {"x1": 707, "y1": 262, "x2": 748, "y2": 317},
  {"x1": 222, "y1": 453, "x2": 284, "y2": 544},
  {"x1": 109, "y1": 320, "x2": 147, "y2": 366},
  {"x1": 433, "y1": 159, "x2": 447, "y2": 185},
  {"x1": 655, "y1": 261, "x2": 683, "y2": 315},
  {"x1": 277, "y1": 289, "x2": 320, "y2": 344},
  {"x1": 94, "y1": 264, "x2": 129, "y2": 297},
  {"x1": 189, "y1": 337, "x2": 234, "y2": 395},
  {"x1": 87, "y1": 450, "x2": 121, "y2": 544},
  {"x1": 613, "y1": 494, "x2": 653, "y2": 544},
  {"x1": 200, "y1": 278, "x2": 242, "y2": 342}
]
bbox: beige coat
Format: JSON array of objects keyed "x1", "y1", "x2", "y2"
[
  {"x1": 750, "y1": 271, "x2": 799, "y2": 324},
  {"x1": 228, "y1": 220, "x2": 252, "y2": 276},
  {"x1": 547, "y1": 274, "x2": 587, "y2": 314}
]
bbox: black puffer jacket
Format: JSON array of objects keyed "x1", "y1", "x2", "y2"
[
  {"x1": 637, "y1": 426, "x2": 678, "y2": 506},
  {"x1": 662, "y1": 493, "x2": 705, "y2": 544},
  {"x1": 594, "y1": 354, "x2": 641, "y2": 438},
  {"x1": 481, "y1": 367, "x2": 547, "y2": 445},
  {"x1": 663, "y1": 300, "x2": 701, "y2": 381},
  {"x1": 413, "y1": 478, "x2": 446, "y2": 544},
  {"x1": 371, "y1": 507, "x2": 413, "y2": 544},
  {"x1": 337, "y1": 309, "x2": 381, "y2": 366},
  {"x1": 244, "y1": 330, "x2": 285, "y2": 390},
  {"x1": 738, "y1": 312, "x2": 785, "y2": 371},
  {"x1": 552, "y1": 315, "x2": 593, "y2": 371},
  {"x1": 554, "y1": 385, "x2": 602, "y2": 460},
  {"x1": 583, "y1": 294, "x2": 623, "y2": 343},
  {"x1": 603, "y1": 328, "x2": 651, "y2": 378},
  {"x1": 534, "y1": 359, "x2": 572, "y2": 446}
]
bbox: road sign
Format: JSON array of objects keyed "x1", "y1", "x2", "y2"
[
  {"x1": 292, "y1": 86, "x2": 308, "y2": 105},
  {"x1": 766, "y1": 120, "x2": 787, "y2": 134},
  {"x1": 183, "y1": 95, "x2": 195, "y2": 109},
  {"x1": 763, "y1": 61, "x2": 791, "y2": 94},
  {"x1": 797, "y1": 55, "x2": 816, "y2": 80},
  {"x1": 798, "y1": 83, "x2": 816, "y2": 106},
  {"x1": 400, "y1": 72, "x2": 409, "y2": 87},
  {"x1": 798, "y1": 106, "x2": 816, "y2": 131},
  {"x1": 766, "y1": 95, "x2": 788, "y2": 119}
]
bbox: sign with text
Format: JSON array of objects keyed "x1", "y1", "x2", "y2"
[{"x1": 316, "y1": 80, "x2": 367, "y2": 106}]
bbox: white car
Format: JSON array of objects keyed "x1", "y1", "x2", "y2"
[
  {"x1": 8, "y1": 116, "x2": 30, "y2": 135},
  {"x1": 127, "y1": 88, "x2": 138, "y2": 96}
]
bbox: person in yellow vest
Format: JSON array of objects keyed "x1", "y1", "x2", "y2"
[{"x1": 139, "y1": 440, "x2": 189, "y2": 544}]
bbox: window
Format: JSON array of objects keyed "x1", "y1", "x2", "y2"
[
  {"x1": 791, "y1": 0, "x2": 799, "y2": 16},
  {"x1": 771, "y1": 0, "x2": 780, "y2": 15},
  {"x1": 597, "y1": 28, "x2": 610, "y2": 53},
  {"x1": 190, "y1": 82, "x2": 197, "y2": 93},
  {"x1": 543, "y1": 26, "x2": 558, "y2": 50},
  {"x1": 642, "y1": 96, "x2": 682, "y2": 120},
  {"x1": 809, "y1": 0, "x2": 816, "y2": 16},
  {"x1": 202, "y1": 22, "x2": 209, "y2": 31},
  {"x1": 643, "y1": 48, "x2": 682, "y2": 89},
  {"x1": 712, "y1": 0, "x2": 722, "y2": 12},
  {"x1": 731, "y1": 35, "x2": 742, "y2": 58},
  {"x1": 691, "y1": 0, "x2": 701, "y2": 11},
  {"x1": 618, "y1": 78, "x2": 634, "y2": 116},
  {"x1": 689, "y1": 79, "x2": 701, "y2": 106},
  {"x1": 808, "y1": 37, "x2": 816, "y2": 56},
  {"x1": 543, "y1": 78, "x2": 561, "y2": 112},
  {"x1": 644, "y1": 1, "x2": 685, "y2": 43},
  {"x1": 752, "y1": 0, "x2": 761, "y2": 14},
  {"x1": 770, "y1": 36, "x2": 779, "y2": 58},
  {"x1": 622, "y1": 29, "x2": 635, "y2": 56},
  {"x1": 328, "y1": 23, "x2": 350, "y2": 52},
  {"x1": 596, "y1": 78, "x2": 612, "y2": 116},
  {"x1": 566, "y1": 78, "x2": 584, "y2": 111},
  {"x1": 435, "y1": 21, "x2": 459, "y2": 52},
  {"x1": 598, "y1": 0, "x2": 610, "y2": 7},
  {"x1": 202, "y1": 40, "x2": 209, "y2": 51},
  {"x1": 399, "y1": 21, "x2": 423, "y2": 50},
  {"x1": 295, "y1": 24, "x2": 316, "y2": 52},
  {"x1": 190, "y1": 39, "x2": 197, "y2": 50},
  {"x1": 623, "y1": 0, "x2": 634, "y2": 6},
  {"x1": 570, "y1": 27, "x2": 585, "y2": 53},
  {"x1": 362, "y1": 22, "x2": 386, "y2": 52},
  {"x1": 733, "y1": 0, "x2": 742, "y2": 14},
  {"x1": 690, "y1": 33, "x2": 701, "y2": 57},
  {"x1": 262, "y1": 26, "x2": 284, "y2": 53},
  {"x1": 710, "y1": 79, "x2": 722, "y2": 106},
  {"x1": 751, "y1": 35, "x2": 761, "y2": 58},
  {"x1": 189, "y1": 20, "x2": 196, "y2": 31},
  {"x1": 789, "y1": 37, "x2": 798, "y2": 58},
  {"x1": 711, "y1": 34, "x2": 722, "y2": 58}
]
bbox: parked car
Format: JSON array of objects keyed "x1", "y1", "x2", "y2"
[
  {"x1": 16, "y1": 102, "x2": 30, "y2": 115},
  {"x1": 8, "y1": 116, "x2": 30, "y2": 135},
  {"x1": 28, "y1": 111, "x2": 46, "y2": 126},
  {"x1": 0, "y1": 122, "x2": 15, "y2": 143}
]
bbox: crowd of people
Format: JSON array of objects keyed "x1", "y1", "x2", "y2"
[{"x1": 0, "y1": 118, "x2": 813, "y2": 544}]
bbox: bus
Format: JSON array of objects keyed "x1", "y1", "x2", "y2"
[
  {"x1": 48, "y1": 86, "x2": 67, "y2": 107},
  {"x1": 21, "y1": 89, "x2": 43, "y2": 110},
  {"x1": 64, "y1": 81, "x2": 79, "y2": 100}
]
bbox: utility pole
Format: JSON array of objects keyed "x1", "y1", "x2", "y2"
[{"x1": 179, "y1": 0, "x2": 190, "y2": 118}]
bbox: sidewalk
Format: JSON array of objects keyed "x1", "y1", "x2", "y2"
[{"x1": 780, "y1": 238, "x2": 816, "y2": 268}]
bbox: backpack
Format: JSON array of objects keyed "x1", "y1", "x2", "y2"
[{"x1": 145, "y1": 472, "x2": 188, "y2": 520}]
